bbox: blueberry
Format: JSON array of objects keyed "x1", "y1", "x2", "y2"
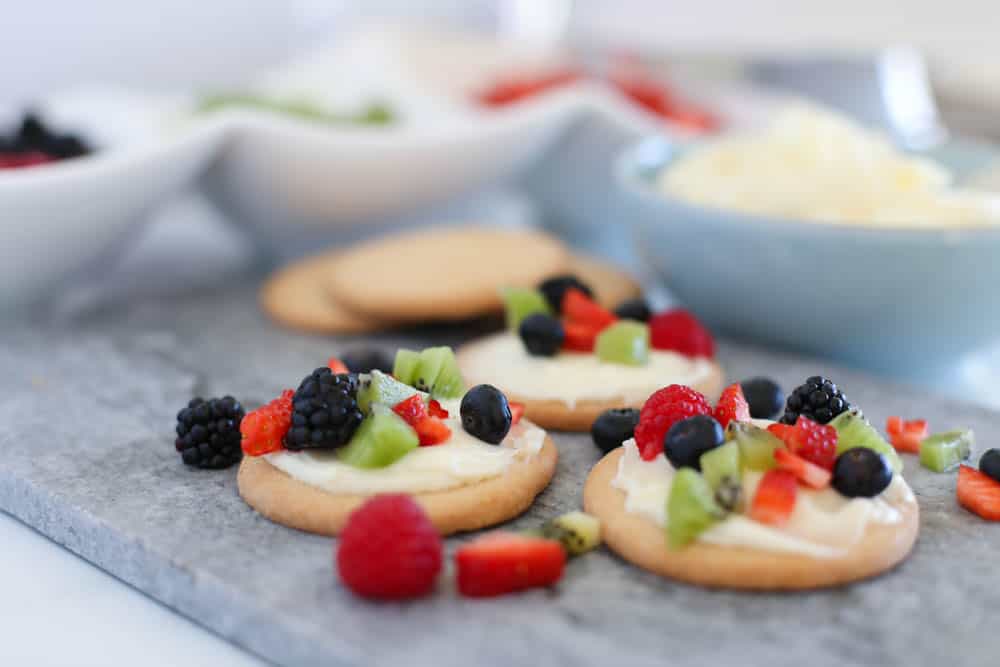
[
  {"x1": 613, "y1": 298, "x2": 651, "y2": 322},
  {"x1": 739, "y1": 377, "x2": 785, "y2": 419},
  {"x1": 538, "y1": 274, "x2": 594, "y2": 313},
  {"x1": 518, "y1": 313, "x2": 564, "y2": 356},
  {"x1": 980, "y1": 449, "x2": 1000, "y2": 483},
  {"x1": 663, "y1": 415, "x2": 724, "y2": 470},
  {"x1": 340, "y1": 347, "x2": 393, "y2": 374},
  {"x1": 460, "y1": 384, "x2": 512, "y2": 445},
  {"x1": 832, "y1": 448, "x2": 893, "y2": 498},
  {"x1": 591, "y1": 408, "x2": 640, "y2": 454}
]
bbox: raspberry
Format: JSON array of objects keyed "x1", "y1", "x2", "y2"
[
  {"x1": 336, "y1": 495, "x2": 443, "y2": 600},
  {"x1": 713, "y1": 383, "x2": 751, "y2": 429},
  {"x1": 633, "y1": 385, "x2": 712, "y2": 461},
  {"x1": 240, "y1": 390, "x2": 293, "y2": 456},
  {"x1": 648, "y1": 309, "x2": 715, "y2": 358},
  {"x1": 773, "y1": 416, "x2": 838, "y2": 470}
]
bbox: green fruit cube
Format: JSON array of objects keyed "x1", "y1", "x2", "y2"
[
  {"x1": 501, "y1": 287, "x2": 552, "y2": 331},
  {"x1": 392, "y1": 348, "x2": 420, "y2": 386},
  {"x1": 667, "y1": 468, "x2": 725, "y2": 549},
  {"x1": 728, "y1": 422, "x2": 781, "y2": 471},
  {"x1": 595, "y1": 321, "x2": 650, "y2": 366},
  {"x1": 357, "y1": 370, "x2": 423, "y2": 413},
  {"x1": 919, "y1": 429, "x2": 974, "y2": 473},
  {"x1": 829, "y1": 410, "x2": 902, "y2": 473},
  {"x1": 337, "y1": 409, "x2": 419, "y2": 469}
]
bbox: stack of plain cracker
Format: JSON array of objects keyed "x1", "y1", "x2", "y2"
[{"x1": 261, "y1": 226, "x2": 642, "y2": 335}]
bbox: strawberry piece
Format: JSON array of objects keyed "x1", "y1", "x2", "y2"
[
  {"x1": 774, "y1": 447, "x2": 832, "y2": 489},
  {"x1": 648, "y1": 309, "x2": 715, "y2": 358},
  {"x1": 633, "y1": 385, "x2": 712, "y2": 460},
  {"x1": 478, "y1": 69, "x2": 582, "y2": 107},
  {"x1": 767, "y1": 423, "x2": 793, "y2": 440},
  {"x1": 957, "y1": 465, "x2": 1000, "y2": 521},
  {"x1": 455, "y1": 532, "x2": 566, "y2": 597},
  {"x1": 0, "y1": 150, "x2": 55, "y2": 169},
  {"x1": 714, "y1": 383, "x2": 751, "y2": 429},
  {"x1": 510, "y1": 401, "x2": 525, "y2": 425},
  {"x1": 327, "y1": 357, "x2": 350, "y2": 374},
  {"x1": 427, "y1": 399, "x2": 449, "y2": 419},
  {"x1": 240, "y1": 389, "x2": 294, "y2": 456},
  {"x1": 337, "y1": 495, "x2": 443, "y2": 599},
  {"x1": 771, "y1": 416, "x2": 838, "y2": 471},
  {"x1": 561, "y1": 288, "x2": 617, "y2": 330},
  {"x1": 750, "y1": 469, "x2": 798, "y2": 525},
  {"x1": 561, "y1": 321, "x2": 601, "y2": 352},
  {"x1": 886, "y1": 416, "x2": 928, "y2": 454},
  {"x1": 393, "y1": 395, "x2": 451, "y2": 446}
]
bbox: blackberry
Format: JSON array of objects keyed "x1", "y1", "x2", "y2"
[
  {"x1": 781, "y1": 376, "x2": 850, "y2": 425},
  {"x1": 613, "y1": 298, "x2": 651, "y2": 322},
  {"x1": 175, "y1": 396, "x2": 245, "y2": 469},
  {"x1": 538, "y1": 274, "x2": 594, "y2": 313},
  {"x1": 518, "y1": 313, "x2": 564, "y2": 356},
  {"x1": 285, "y1": 368, "x2": 364, "y2": 450}
]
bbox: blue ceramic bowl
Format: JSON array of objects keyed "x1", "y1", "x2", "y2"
[{"x1": 615, "y1": 135, "x2": 1000, "y2": 376}]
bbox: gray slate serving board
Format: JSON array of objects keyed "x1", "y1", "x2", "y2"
[{"x1": 1, "y1": 284, "x2": 997, "y2": 667}]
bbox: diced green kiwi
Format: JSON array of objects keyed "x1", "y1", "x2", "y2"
[
  {"x1": 357, "y1": 370, "x2": 423, "y2": 413},
  {"x1": 595, "y1": 321, "x2": 650, "y2": 366},
  {"x1": 392, "y1": 348, "x2": 420, "y2": 385},
  {"x1": 428, "y1": 348, "x2": 464, "y2": 399},
  {"x1": 829, "y1": 409, "x2": 902, "y2": 473},
  {"x1": 727, "y1": 422, "x2": 781, "y2": 471},
  {"x1": 919, "y1": 429, "x2": 974, "y2": 473},
  {"x1": 501, "y1": 287, "x2": 552, "y2": 330},
  {"x1": 666, "y1": 468, "x2": 725, "y2": 549},
  {"x1": 337, "y1": 408, "x2": 419, "y2": 469},
  {"x1": 538, "y1": 511, "x2": 602, "y2": 557},
  {"x1": 699, "y1": 441, "x2": 742, "y2": 511}
]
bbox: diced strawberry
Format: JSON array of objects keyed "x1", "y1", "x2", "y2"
[
  {"x1": 561, "y1": 321, "x2": 600, "y2": 352},
  {"x1": 393, "y1": 394, "x2": 428, "y2": 423},
  {"x1": 771, "y1": 416, "x2": 838, "y2": 471},
  {"x1": 393, "y1": 395, "x2": 450, "y2": 446},
  {"x1": 957, "y1": 465, "x2": 1000, "y2": 521},
  {"x1": 428, "y1": 399, "x2": 449, "y2": 419},
  {"x1": 886, "y1": 416, "x2": 928, "y2": 454},
  {"x1": 749, "y1": 470, "x2": 798, "y2": 525},
  {"x1": 478, "y1": 69, "x2": 582, "y2": 107},
  {"x1": 510, "y1": 401, "x2": 525, "y2": 425},
  {"x1": 455, "y1": 532, "x2": 566, "y2": 597},
  {"x1": 774, "y1": 447, "x2": 832, "y2": 489},
  {"x1": 327, "y1": 357, "x2": 350, "y2": 374},
  {"x1": 713, "y1": 383, "x2": 751, "y2": 429},
  {"x1": 561, "y1": 288, "x2": 617, "y2": 330},
  {"x1": 240, "y1": 390, "x2": 294, "y2": 456},
  {"x1": 648, "y1": 309, "x2": 715, "y2": 358}
]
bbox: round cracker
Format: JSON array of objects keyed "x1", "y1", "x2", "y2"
[
  {"x1": 568, "y1": 255, "x2": 642, "y2": 309},
  {"x1": 456, "y1": 338, "x2": 725, "y2": 432},
  {"x1": 260, "y1": 254, "x2": 387, "y2": 334},
  {"x1": 583, "y1": 448, "x2": 920, "y2": 590},
  {"x1": 325, "y1": 227, "x2": 570, "y2": 323},
  {"x1": 237, "y1": 437, "x2": 558, "y2": 536}
]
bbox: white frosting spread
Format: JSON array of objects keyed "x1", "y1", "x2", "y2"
[
  {"x1": 265, "y1": 399, "x2": 546, "y2": 494},
  {"x1": 612, "y1": 437, "x2": 913, "y2": 558},
  {"x1": 460, "y1": 332, "x2": 715, "y2": 408},
  {"x1": 660, "y1": 104, "x2": 1000, "y2": 227}
]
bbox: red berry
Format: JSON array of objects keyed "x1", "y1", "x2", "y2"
[
  {"x1": 772, "y1": 416, "x2": 838, "y2": 471},
  {"x1": 509, "y1": 401, "x2": 525, "y2": 425},
  {"x1": 561, "y1": 321, "x2": 601, "y2": 352},
  {"x1": 885, "y1": 416, "x2": 928, "y2": 454},
  {"x1": 428, "y1": 399, "x2": 449, "y2": 419},
  {"x1": 713, "y1": 383, "x2": 751, "y2": 429},
  {"x1": 337, "y1": 495, "x2": 443, "y2": 599},
  {"x1": 561, "y1": 288, "x2": 616, "y2": 330},
  {"x1": 648, "y1": 309, "x2": 715, "y2": 358},
  {"x1": 327, "y1": 357, "x2": 350, "y2": 374},
  {"x1": 393, "y1": 395, "x2": 451, "y2": 446},
  {"x1": 455, "y1": 532, "x2": 566, "y2": 597},
  {"x1": 633, "y1": 385, "x2": 712, "y2": 461},
  {"x1": 0, "y1": 150, "x2": 55, "y2": 169},
  {"x1": 774, "y1": 447, "x2": 832, "y2": 489},
  {"x1": 767, "y1": 423, "x2": 792, "y2": 440},
  {"x1": 749, "y1": 469, "x2": 798, "y2": 525},
  {"x1": 957, "y1": 465, "x2": 1000, "y2": 521},
  {"x1": 240, "y1": 389, "x2": 293, "y2": 456},
  {"x1": 393, "y1": 394, "x2": 427, "y2": 423}
]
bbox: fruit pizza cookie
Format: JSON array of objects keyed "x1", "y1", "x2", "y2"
[
  {"x1": 583, "y1": 377, "x2": 919, "y2": 589},
  {"x1": 458, "y1": 273, "x2": 724, "y2": 431},
  {"x1": 235, "y1": 346, "x2": 557, "y2": 535}
]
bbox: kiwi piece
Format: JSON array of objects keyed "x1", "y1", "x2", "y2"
[
  {"x1": 727, "y1": 422, "x2": 782, "y2": 471},
  {"x1": 411, "y1": 347, "x2": 448, "y2": 393},
  {"x1": 393, "y1": 348, "x2": 420, "y2": 386},
  {"x1": 428, "y1": 348, "x2": 464, "y2": 399},
  {"x1": 595, "y1": 321, "x2": 650, "y2": 366},
  {"x1": 501, "y1": 287, "x2": 552, "y2": 331},
  {"x1": 699, "y1": 441, "x2": 742, "y2": 510},
  {"x1": 829, "y1": 409, "x2": 902, "y2": 473},
  {"x1": 919, "y1": 429, "x2": 974, "y2": 473},
  {"x1": 337, "y1": 408, "x2": 419, "y2": 469},
  {"x1": 667, "y1": 468, "x2": 725, "y2": 549},
  {"x1": 539, "y1": 511, "x2": 602, "y2": 557},
  {"x1": 357, "y1": 370, "x2": 424, "y2": 413}
]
